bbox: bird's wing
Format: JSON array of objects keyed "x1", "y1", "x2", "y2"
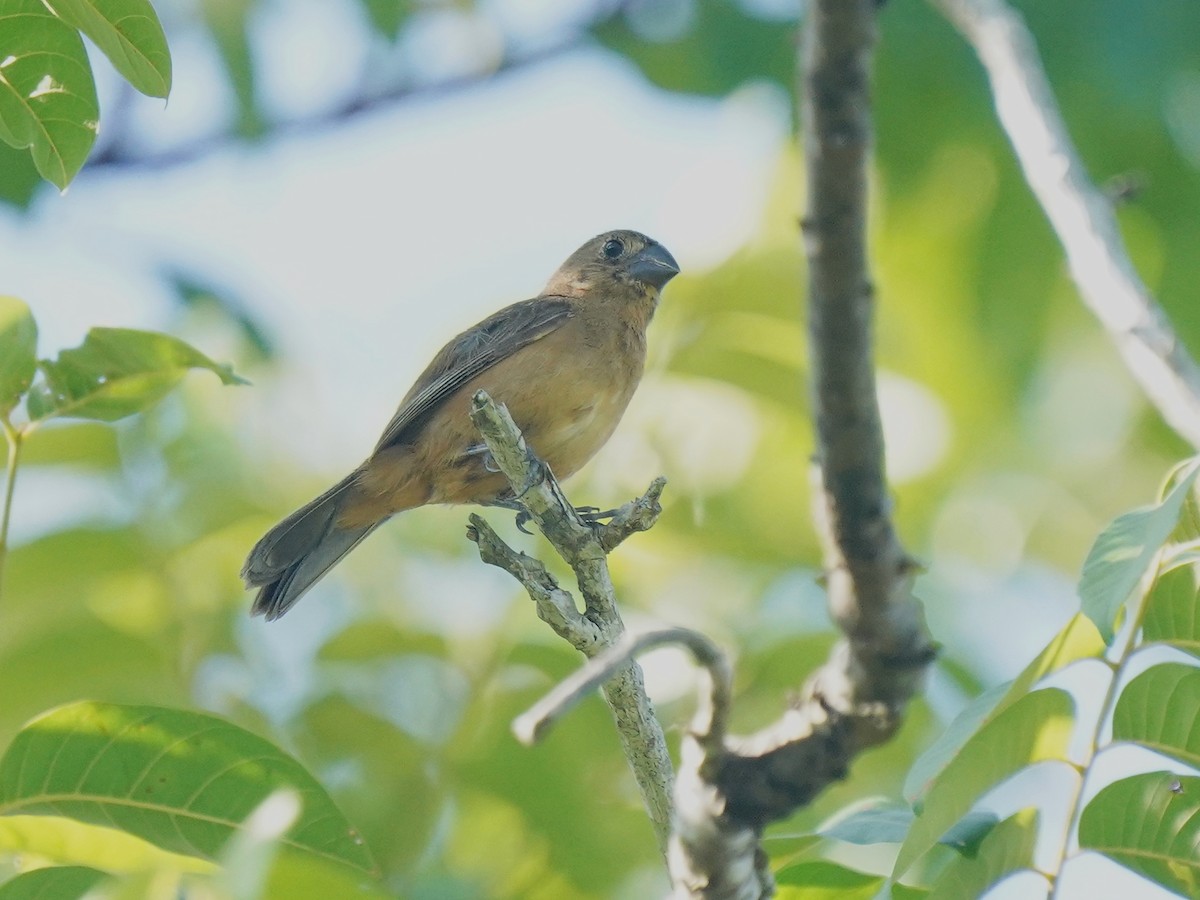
[{"x1": 373, "y1": 296, "x2": 575, "y2": 452}]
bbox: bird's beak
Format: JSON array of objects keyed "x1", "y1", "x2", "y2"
[{"x1": 629, "y1": 242, "x2": 680, "y2": 290}]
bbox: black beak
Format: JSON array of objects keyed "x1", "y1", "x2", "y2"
[{"x1": 628, "y1": 242, "x2": 680, "y2": 290}]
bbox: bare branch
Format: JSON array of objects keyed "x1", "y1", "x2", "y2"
[
  {"x1": 513, "y1": 625, "x2": 769, "y2": 899},
  {"x1": 85, "y1": 41, "x2": 583, "y2": 172},
  {"x1": 934, "y1": 0, "x2": 1200, "y2": 450},
  {"x1": 466, "y1": 514, "x2": 600, "y2": 651},
  {"x1": 514, "y1": 627, "x2": 733, "y2": 751},
  {"x1": 598, "y1": 475, "x2": 668, "y2": 553},
  {"x1": 802, "y1": 0, "x2": 933, "y2": 707},
  {"x1": 660, "y1": 1, "x2": 944, "y2": 849},
  {"x1": 465, "y1": 390, "x2": 675, "y2": 852},
  {"x1": 704, "y1": 0, "x2": 939, "y2": 820}
]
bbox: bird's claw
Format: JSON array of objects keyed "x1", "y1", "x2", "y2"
[
  {"x1": 514, "y1": 458, "x2": 548, "y2": 499},
  {"x1": 463, "y1": 442, "x2": 502, "y2": 474},
  {"x1": 575, "y1": 506, "x2": 618, "y2": 526},
  {"x1": 514, "y1": 509, "x2": 534, "y2": 534}
]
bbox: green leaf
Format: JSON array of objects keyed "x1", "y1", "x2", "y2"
[
  {"x1": 0, "y1": 815, "x2": 213, "y2": 874},
  {"x1": 905, "y1": 614, "x2": 1103, "y2": 804},
  {"x1": 0, "y1": 141, "x2": 42, "y2": 208},
  {"x1": 0, "y1": 865, "x2": 108, "y2": 899},
  {"x1": 0, "y1": 297, "x2": 36, "y2": 416},
  {"x1": 0, "y1": 702, "x2": 377, "y2": 877},
  {"x1": 894, "y1": 689, "x2": 1074, "y2": 877},
  {"x1": 819, "y1": 799, "x2": 996, "y2": 853},
  {"x1": 356, "y1": 0, "x2": 410, "y2": 40},
  {"x1": 594, "y1": 3, "x2": 794, "y2": 98},
  {"x1": 0, "y1": 0, "x2": 99, "y2": 188},
  {"x1": 927, "y1": 809, "x2": 1039, "y2": 900},
  {"x1": 19, "y1": 423, "x2": 120, "y2": 468},
  {"x1": 25, "y1": 328, "x2": 247, "y2": 423},
  {"x1": 773, "y1": 860, "x2": 882, "y2": 898},
  {"x1": 1143, "y1": 563, "x2": 1200, "y2": 660},
  {"x1": 217, "y1": 791, "x2": 299, "y2": 899},
  {"x1": 1079, "y1": 458, "x2": 1200, "y2": 642},
  {"x1": 199, "y1": 0, "x2": 262, "y2": 138},
  {"x1": 257, "y1": 850, "x2": 394, "y2": 900},
  {"x1": 1112, "y1": 663, "x2": 1200, "y2": 769},
  {"x1": 165, "y1": 271, "x2": 275, "y2": 361},
  {"x1": 1079, "y1": 772, "x2": 1200, "y2": 899},
  {"x1": 85, "y1": 869, "x2": 173, "y2": 900},
  {"x1": 904, "y1": 682, "x2": 1007, "y2": 810},
  {"x1": 43, "y1": 0, "x2": 171, "y2": 98}
]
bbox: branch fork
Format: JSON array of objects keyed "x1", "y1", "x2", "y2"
[{"x1": 464, "y1": 390, "x2": 675, "y2": 850}]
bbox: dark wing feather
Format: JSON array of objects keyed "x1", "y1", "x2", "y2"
[{"x1": 373, "y1": 297, "x2": 574, "y2": 452}]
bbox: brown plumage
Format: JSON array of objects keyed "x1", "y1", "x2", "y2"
[{"x1": 242, "y1": 230, "x2": 679, "y2": 620}]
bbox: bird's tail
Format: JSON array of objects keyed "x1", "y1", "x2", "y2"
[{"x1": 241, "y1": 474, "x2": 379, "y2": 621}]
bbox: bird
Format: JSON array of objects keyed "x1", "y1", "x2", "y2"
[{"x1": 242, "y1": 229, "x2": 679, "y2": 621}]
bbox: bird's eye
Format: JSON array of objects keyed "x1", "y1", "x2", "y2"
[{"x1": 602, "y1": 238, "x2": 625, "y2": 259}]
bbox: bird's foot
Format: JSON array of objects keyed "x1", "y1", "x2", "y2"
[
  {"x1": 484, "y1": 497, "x2": 535, "y2": 534},
  {"x1": 514, "y1": 458, "x2": 549, "y2": 499},
  {"x1": 574, "y1": 505, "x2": 619, "y2": 526},
  {"x1": 463, "y1": 442, "x2": 501, "y2": 474}
]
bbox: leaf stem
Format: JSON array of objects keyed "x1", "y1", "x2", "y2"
[
  {"x1": 1047, "y1": 556, "x2": 1159, "y2": 898},
  {"x1": 0, "y1": 415, "x2": 24, "y2": 605}
]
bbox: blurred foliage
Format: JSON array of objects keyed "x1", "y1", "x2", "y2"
[{"x1": 2, "y1": 0, "x2": 1200, "y2": 898}]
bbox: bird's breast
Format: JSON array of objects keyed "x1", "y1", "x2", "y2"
[{"x1": 510, "y1": 315, "x2": 644, "y2": 479}]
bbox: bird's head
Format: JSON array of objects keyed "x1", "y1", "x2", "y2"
[{"x1": 543, "y1": 230, "x2": 680, "y2": 300}]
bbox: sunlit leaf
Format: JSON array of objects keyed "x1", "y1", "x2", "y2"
[
  {"x1": 1112, "y1": 663, "x2": 1200, "y2": 769},
  {"x1": 0, "y1": 815, "x2": 212, "y2": 874},
  {"x1": 317, "y1": 621, "x2": 448, "y2": 663},
  {"x1": 904, "y1": 682, "x2": 1007, "y2": 811},
  {"x1": 0, "y1": 622, "x2": 182, "y2": 747},
  {"x1": 1143, "y1": 563, "x2": 1200, "y2": 660},
  {"x1": 818, "y1": 799, "x2": 996, "y2": 854},
  {"x1": 1079, "y1": 458, "x2": 1200, "y2": 642},
  {"x1": 894, "y1": 689, "x2": 1074, "y2": 877},
  {"x1": 0, "y1": 297, "x2": 36, "y2": 415},
  {"x1": 19, "y1": 422, "x2": 119, "y2": 468},
  {"x1": 1079, "y1": 773, "x2": 1200, "y2": 899},
  {"x1": 905, "y1": 614, "x2": 1102, "y2": 804},
  {"x1": 209, "y1": 793, "x2": 392, "y2": 899},
  {"x1": 43, "y1": 0, "x2": 171, "y2": 97},
  {"x1": 0, "y1": 702, "x2": 377, "y2": 877},
  {"x1": 665, "y1": 250, "x2": 807, "y2": 411},
  {"x1": 3, "y1": 526, "x2": 150, "y2": 625},
  {"x1": 0, "y1": 0, "x2": 98, "y2": 188},
  {"x1": 297, "y1": 695, "x2": 441, "y2": 879},
  {"x1": 82, "y1": 868, "x2": 175, "y2": 900},
  {"x1": 257, "y1": 849, "x2": 393, "y2": 899},
  {"x1": 452, "y1": 643, "x2": 656, "y2": 892},
  {"x1": 927, "y1": 809, "x2": 1039, "y2": 900},
  {"x1": 773, "y1": 859, "x2": 882, "y2": 898},
  {"x1": 25, "y1": 328, "x2": 246, "y2": 423},
  {"x1": 0, "y1": 865, "x2": 108, "y2": 899}
]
